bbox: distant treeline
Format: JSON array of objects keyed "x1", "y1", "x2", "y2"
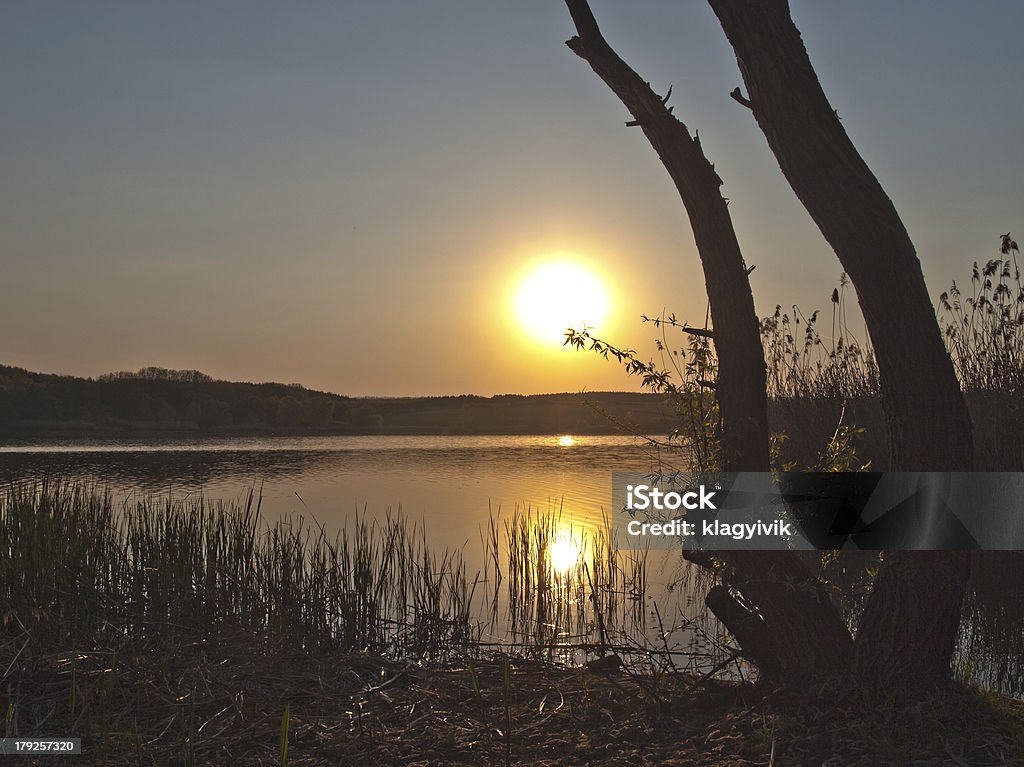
[{"x1": 0, "y1": 365, "x2": 674, "y2": 438}]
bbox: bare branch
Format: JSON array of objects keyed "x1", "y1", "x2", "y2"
[{"x1": 729, "y1": 86, "x2": 753, "y2": 109}]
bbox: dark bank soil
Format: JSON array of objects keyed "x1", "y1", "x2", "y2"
[{"x1": 5, "y1": 630, "x2": 1024, "y2": 766}]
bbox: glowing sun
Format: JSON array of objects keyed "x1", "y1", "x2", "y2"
[{"x1": 512, "y1": 260, "x2": 610, "y2": 346}]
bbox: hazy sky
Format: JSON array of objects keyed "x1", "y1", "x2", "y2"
[{"x1": 2, "y1": 1, "x2": 1022, "y2": 395}]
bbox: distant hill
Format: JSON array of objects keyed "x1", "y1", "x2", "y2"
[{"x1": 0, "y1": 365, "x2": 674, "y2": 438}]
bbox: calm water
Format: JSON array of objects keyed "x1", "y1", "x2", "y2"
[
  {"x1": 0, "y1": 434, "x2": 670, "y2": 554},
  {"x1": 5, "y1": 434, "x2": 1020, "y2": 693}
]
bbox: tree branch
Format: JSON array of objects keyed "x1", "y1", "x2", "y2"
[
  {"x1": 729, "y1": 86, "x2": 752, "y2": 109},
  {"x1": 563, "y1": 0, "x2": 768, "y2": 472}
]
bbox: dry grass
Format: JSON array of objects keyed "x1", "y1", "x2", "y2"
[{"x1": 6, "y1": 636, "x2": 1024, "y2": 766}]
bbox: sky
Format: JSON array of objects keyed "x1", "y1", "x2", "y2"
[{"x1": 2, "y1": 1, "x2": 1022, "y2": 396}]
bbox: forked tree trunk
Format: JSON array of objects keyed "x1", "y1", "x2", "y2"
[
  {"x1": 563, "y1": 0, "x2": 853, "y2": 685},
  {"x1": 708, "y1": 0, "x2": 973, "y2": 701}
]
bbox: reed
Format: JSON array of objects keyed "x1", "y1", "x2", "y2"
[
  {"x1": 939, "y1": 234, "x2": 1024, "y2": 395},
  {"x1": 483, "y1": 503, "x2": 648, "y2": 663},
  {"x1": 0, "y1": 482, "x2": 678, "y2": 667},
  {"x1": 761, "y1": 274, "x2": 879, "y2": 400},
  {"x1": 0, "y1": 481, "x2": 475, "y2": 660},
  {"x1": 765, "y1": 237, "x2": 1024, "y2": 401},
  {"x1": 3, "y1": 479, "x2": 1021, "y2": 731}
]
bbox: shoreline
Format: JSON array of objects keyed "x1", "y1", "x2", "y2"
[{"x1": 0, "y1": 421, "x2": 651, "y2": 441}]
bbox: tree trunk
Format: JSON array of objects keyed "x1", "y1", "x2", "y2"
[
  {"x1": 708, "y1": 0, "x2": 973, "y2": 701},
  {"x1": 707, "y1": 0, "x2": 972, "y2": 472},
  {"x1": 563, "y1": 0, "x2": 853, "y2": 685},
  {"x1": 564, "y1": 0, "x2": 768, "y2": 473},
  {"x1": 851, "y1": 551, "x2": 971, "y2": 703},
  {"x1": 693, "y1": 550, "x2": 853, "y2": 683}
]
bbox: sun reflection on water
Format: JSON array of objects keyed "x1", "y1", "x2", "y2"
[
  {"x1": 557, "y1": 435, "x2": 576, "y2": 447},
  {"x1": 548, "y1": 526, "x2": 583, "y2": 575}
]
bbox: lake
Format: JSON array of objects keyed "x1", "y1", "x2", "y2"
[
  {"x1": 1, "y1": 433, "x2": 705, "y2": 664},
  {"x1": 4, "y1": 434, "x2": 1021, "y2": 694},
  {"x1": 0, "y1": 434, "x2": 669, "y2": 555}
]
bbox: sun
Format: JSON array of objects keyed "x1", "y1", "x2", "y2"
[{"x1": 512, "y1": 260, "x2": 611, "y2": 346}]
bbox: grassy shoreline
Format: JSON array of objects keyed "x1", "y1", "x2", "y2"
[{"x1": 3, "y1": 483, "x2": 1024, "y2": 764}]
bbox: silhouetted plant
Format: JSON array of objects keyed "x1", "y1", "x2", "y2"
[
  {"x1": 761, "y1": 274, "x2": 879, "y2": 399},
  {"x1": 566, "y1": 315, "x2": 721, "y2": 472},
  {"x1": 576, "y1": 235, "x2": 1022, "y2": 429},
  {"x1": 939, "y1": 233, "x2": 1024, "y2": 395}
]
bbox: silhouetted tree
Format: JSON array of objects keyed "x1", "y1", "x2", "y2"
[
  {"x1": 710, "y1": 0, "x2": 973, "y2": 703},
  {"x1": 564, "y1": 0, "x2": 975, "y2": 702},
  {"x1": 564, "y1": 0, "x2": 852, "y2": 685}
]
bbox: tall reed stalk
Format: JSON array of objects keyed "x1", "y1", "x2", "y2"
[{"x1": 0, "y1": 482, "x2": 473, "y2": 659}]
